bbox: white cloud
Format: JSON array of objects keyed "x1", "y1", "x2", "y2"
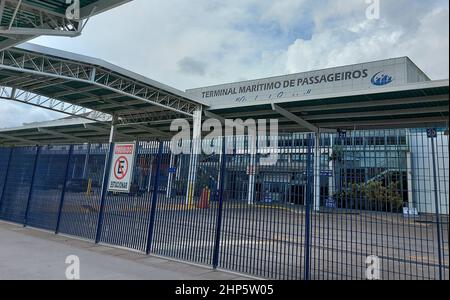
[
  {"x1": 0, "y1": 102, "x2": 63, "y2": 129},
  {"x1": 27, "y1": 0, "x2": 450, "y2": 83},
  {"x1": 401, "y1": 7, "x2": 449, "y2": 80},
  {"x1": 284, "y1": 2, "x2": 449, "y2": 80}
]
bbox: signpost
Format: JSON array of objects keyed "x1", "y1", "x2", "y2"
[
  {"x1": 338, "y1": 130, "x2": 347, "y2": 138},
  {"x1": 325, "y1": 197, "x2": 337, "y2": 209},
  {"x1": 108, "y1": 142, "x2": 136, "y2": 193},
  {"x1": 427, "y1": 128, "x2": 437, "y2": 138},
  {"x1": 427, "y1": 128, "x2": 443, "y2": 280}
]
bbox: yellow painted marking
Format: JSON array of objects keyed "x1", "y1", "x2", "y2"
[{"x1": 86, "y1": 178, "x2": 92, "y2": 196}]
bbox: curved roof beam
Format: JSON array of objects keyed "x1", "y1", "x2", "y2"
[
  {"x1": 0, "y1": 85, "x2": 112, "y2": 122},
  {"x1": 0, "y1": 44, "x2": 205, "y2": 125},
  {"x1": 0, "y1": 0, "x2": 132, "y2": 50}
]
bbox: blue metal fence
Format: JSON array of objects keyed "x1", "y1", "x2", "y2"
[
  {"x1": 0, "y1": 146, "x2": 38, "y2": 224},
  {"x1": 149, "y1": 141, "x2": 221, "y2": 266},
  {"x1": 307, "y1": 129, "x2": 449, "y2": 280},
  {"x1": 98, "y1": 141, "x2": 159, "y2": 252},
  {"x1": 216, "y1": 135, "x2": 309, "y2": 280},
  {"x1": 0, "y1": 148, "x2": 12, "y2": 203},
  {"x1": 57, "y1": 144, "x2": 108, "y2": 240},
  {"x1": 0, "y1": 128, "x2": 448, "y2": 280},
  {"x1": 25, "y1": 145, "x2": 72, "y2": 231}
]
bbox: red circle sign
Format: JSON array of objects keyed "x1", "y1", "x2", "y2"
[{"x1": 114, "y1": 156, "x2": 129, "y2": 180}]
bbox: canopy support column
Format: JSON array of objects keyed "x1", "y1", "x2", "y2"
[
  {"x1": 247, "y1": 135, "x2": 257, "y2": 205},
  {"x1": 328, "y1": 135, "x2": 335, "y2": 201},
  {"x1": 82, "y1": 143, "x2": 91, "y2": 179},
  {"x1": 313, "y1": 133, "x2": 321, "y2": 212},
  {"x1": 95, "y1": 115, "x2": 118, "y2": 243},
  {"x1": 186, "y1": 109, "x2": 202, "y2": 206},
  {"x1": 167, "y1": 153, "x2": 175, "y2": 198}
]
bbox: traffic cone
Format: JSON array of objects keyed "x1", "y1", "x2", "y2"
[{"x1": 198, "y1": 187, "x2": 210, "y2": 209}]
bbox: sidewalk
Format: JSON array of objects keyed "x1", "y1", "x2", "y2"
[{"x1": 0, "y1": 221, "x2": 251, "y2": 280}]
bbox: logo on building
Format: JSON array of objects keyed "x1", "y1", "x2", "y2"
[{"x1": 371, "y1": 72, "x2": 393, "y2": 86}]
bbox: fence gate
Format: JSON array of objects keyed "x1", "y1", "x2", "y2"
[
  {"x1": 149, "y1": 141, "x2": 222, "y2": 266},
  {"x1": 57, "y1": 144, "x2": 108, "y2": 240},
  {"x1": 217, "y1": 134, "x2": 313, "y2": 279},
  {"x1": 97, "y1": 141, "x2": 159, "y2": 252}
]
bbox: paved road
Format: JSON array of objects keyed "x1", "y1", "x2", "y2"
[{"x1": 0, "y1": 221, "x2": 251, "y2": 280}]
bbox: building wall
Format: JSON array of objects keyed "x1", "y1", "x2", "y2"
[
  {"x1": 406, "y1": 57, "x2": 431, "y2": 83},
  {"x1": 186, "y1": 57, "x2": 427, "y2": 107},
  {"x1": 410, "y1": 129, "x2": 449, "y2": 215}
]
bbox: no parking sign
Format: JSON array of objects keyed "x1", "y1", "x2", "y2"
[{"x1": 108, "y1": 142, "x2": 136, "y2": 193}]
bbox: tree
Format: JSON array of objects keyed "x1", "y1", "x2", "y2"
[{"x1": 334, "y1": 181, "x2": 403, "y2": 212}]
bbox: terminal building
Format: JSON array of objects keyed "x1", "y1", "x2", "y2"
[{"x1": 0, "y1": 44, "x2": 448, "y2": 215}]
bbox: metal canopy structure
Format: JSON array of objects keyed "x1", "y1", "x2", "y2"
[
  {"x1": 1, "y1": 80, "x2": 448, "y2": 146},
  {"x1": 207, "y1": 80, "x2": 449, "y2": 132},
  {"x1": 0, "y1": 43, "x2": 205, "y2": 133},
  {"x1": 0, "y1": 0, "x2": 131, "y2": 50},
  {"x1": 0, "y1": 43, "x2": 448, "y2": 146},
  {"x1": 0, "y1": 112, "x2": 175, "y2": 145}
]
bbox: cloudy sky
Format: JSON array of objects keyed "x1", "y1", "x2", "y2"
[{"x1": 1, "y1": 0, "x2": 449, "y2": 128}]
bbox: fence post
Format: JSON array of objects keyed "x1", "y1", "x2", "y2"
[
  {"x1": 0, "y1": 147, "x2": 14, "y2": 212},
  {"x1": 429, "y1": 129, "x2": 443, "y2": 280},
  {"x1": 303, "y1": 134, "x2": 314, "y2": 280},
  {"x1": 146, "y1": 140, "x2": 164, "y2": 255},
  {"x1": 213, "y1": 136, "x2": 227, "y2": 269},
  {"x1": 95, "y1": 142, "x2": 115, "y2": 244},
  {"x1": 55, "y1": 145, "x2": 74, "y2": 234},
  {"x1": 23, "y1": 146, "x2": 41, "y2": 227}
]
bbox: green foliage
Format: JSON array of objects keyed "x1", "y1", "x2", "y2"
[
  {"x1": 334, "y1": 181, "x2": 404, "y2": 212},
  {"x1": 330, "y1": 145, "x2": 345, "y2": 162}
]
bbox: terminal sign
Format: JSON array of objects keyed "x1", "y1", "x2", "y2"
[
  {"x1": 108, "y1": 142, "x2": 136, "y2": 193},
  {"x1": 185, "y1": 58, "x2": 416, "y2": 107}
]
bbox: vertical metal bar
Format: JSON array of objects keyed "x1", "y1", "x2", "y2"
[
  {"x1": 82, "y1": 143, "x2": 91, "y2": 179},
  {"x1": 313, "y1": 133, "x2": 321, "y2": 211},
  {"x1": 437, "y1": 129, "x2": 449, "y2": 280},
  {"x1": 213, "y1": 136, "x2": 227, "y2": 269},
  {"x1": 23, "y1": 146, "x2": 40, "y2": 227},
  {"x1": 95, "y1": 142, "x2": 115, "y2": 244},
  {"x1": 146, "y1": 140, "x2": 164, "y2": 255},
  {"x1": 95, "y1": 115, "x2": 118, "y2": 242},
  {"x1": 166, "y1": 153, "x2": 175, "y2": 198},
  {"x1": 430, "y1": 134, "x2": 443, "y2": 280},
  {"x1": 186, "y1": 109, "x2": 202, "y2": 205},
  {"x1": 55, "y1": 145, "x2": 74, "y2": 234},
  {"x1": 0, "y1": 147, "x2": 13, "y2": 210},
  {"x1": 304, "y1": 133, "x2": 313, "y2": 280}
]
